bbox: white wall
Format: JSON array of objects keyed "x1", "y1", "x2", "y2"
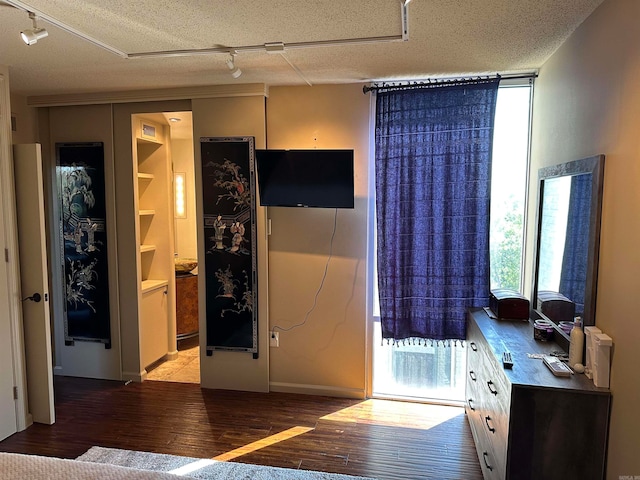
[
  {"x1": 1, "y1": 64, "x2": 29, "y2": 434},
  {"x1": 44, "y1": 104, "x2": 122, "y2": 379},
  {"x1": 172, "y1": 136, "x2": 197, "y2": 259},
  {"x1": 9, "y1": 93, "x2": 37, "y2": 145},
  {"x1": 192, "y1": 95, "x2": 270, "y2": 392},
  {"x1": 265, "y1": 84, "x2": 370, "y2": 397},
  {"x1": 528, "y1": 0, "x2": 640, "y2": 475}
]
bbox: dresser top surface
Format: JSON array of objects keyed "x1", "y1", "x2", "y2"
[{"x1": 468, "y1": 308, "x2": 609, "y2": 394}]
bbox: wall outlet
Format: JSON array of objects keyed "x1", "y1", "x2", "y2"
[{"x1": 270, "y1": 331, "x2": 279, "y2": 347}]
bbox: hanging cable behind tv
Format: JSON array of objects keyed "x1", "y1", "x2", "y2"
[{"x1": 271, "y1": 208, "x2": 338, "y2": 335}]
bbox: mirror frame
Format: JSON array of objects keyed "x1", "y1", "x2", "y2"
[{"x1": 531, "y1": 155, "x2": 605, "y2": 340}]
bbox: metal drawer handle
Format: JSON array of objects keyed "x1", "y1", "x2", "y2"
[
  {"x1": 483, "y1": 452, "x2": 494, "y2": 471},
  {"x1": 469, "y1": 370, "x2": 477, "y2": 381},
  {"x1": 487, "y1": 380, "x2": 498, "y2": 395},
  {"x1": 470, "y1": 342, "x2": 478, "y2": 351},
  {"x1": 467, "y1": 398, "x2": 475, "y2": 411},
  {"x1": 484, "y1": 415, "x2": 496, "y2": 433}
]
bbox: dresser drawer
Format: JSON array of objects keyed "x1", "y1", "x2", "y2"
[
  {"x1": 467, "y1": 311, "x2": 511, "y2": 478},
  {"x1": 466, "y1": 308, "x2": 611, "y2": 480},
  {"x1": 467, "y1": 408, "x2": 506, "y2": 480},
  {"x1": 474, "y1": 360, "x2": 509, "y2": 462},
  {"x1": 467, "y1": 323, "x2": 511, "y2": 433}
]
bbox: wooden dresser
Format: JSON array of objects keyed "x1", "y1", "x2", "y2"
[
  {"x1": 175, "y1": 273, "x2": 198, "y2": 339},
  {"x1": 466, "y1": 308, "x2": 610, "y2": 480}
]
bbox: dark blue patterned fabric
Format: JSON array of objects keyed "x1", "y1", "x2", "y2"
[
  {"x1": 559, "y1": 173, "x2": 593, "y2": 317},
  {"x1": 375, "y1": 81, "x2": 499, "y2": 342}
]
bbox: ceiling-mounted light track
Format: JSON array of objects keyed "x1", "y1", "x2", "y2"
[
  {"x1": 265, "y1": 42, "x2": 285, "y2": 54},
  {"x1": 5, "y1": 0, "x2": 128, "y2": 57},
  {"x1": 3, "y1": 0, "x2": 410, "y2": 59},
  {"x1": 401, "y1": 0, "x2": 410, "y2": 41},
  {"x1": 127, "y1": 32, "x2": 409, "y2": 60}
]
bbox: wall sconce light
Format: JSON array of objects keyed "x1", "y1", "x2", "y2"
[
  {"x1": 226, "y1": 54, "x2": 242, "y2": 79},
  {"x1": 21, "y1": 11, "x2": 48, "y2": 45},
  {"x1": 174, "y1": 172, "x2": 186, "y2": 218}
]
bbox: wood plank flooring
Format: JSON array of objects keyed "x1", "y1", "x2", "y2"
[{"x1": 0, "y1": 376, "x2": 482, "y2": 479}]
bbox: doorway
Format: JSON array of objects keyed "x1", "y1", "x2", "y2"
[{"x1": 139, "y1": 111, "x2": 201, "y2": 384}]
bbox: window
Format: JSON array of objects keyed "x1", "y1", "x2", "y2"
[
  {"x1": 489, "y1": 84, "x2": 532, "y2": 291},
  {"x1": 370, "y1": 83, "x2": 532, "y2": 403}
]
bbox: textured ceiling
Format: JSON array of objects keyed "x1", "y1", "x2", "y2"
[{"x1": 0, "y1": 0, "x2": 605, "y2": 97}]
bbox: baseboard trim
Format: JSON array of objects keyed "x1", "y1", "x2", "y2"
[
  {"x1": 24, "y1": 413, "x2": 33, "y2": 430},
  {"x1": 269, "y1": 382, "x2": 365, "y2": 399},
  {"x1": 122, "y1": 370, "x2": 147, "y2": 383},
  {"x1": 164, "y1": 350, "x2": 179, "y2": 361}
]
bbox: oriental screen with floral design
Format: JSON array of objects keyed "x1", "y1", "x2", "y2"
[
  {"x1": 200, "y1": 137, "x2": 258, "y2": 357},
  {"x1": 56, "y1": 142, "x2": 111, "y2": 347}
]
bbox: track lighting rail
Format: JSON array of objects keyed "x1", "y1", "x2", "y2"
[{"x1": 4, "y1": 0, "x2": 411, "y2": 59}]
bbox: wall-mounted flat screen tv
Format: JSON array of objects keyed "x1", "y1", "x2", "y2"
[{"x1": 255, "y1": 149, "x2": 354, "y2": 208}]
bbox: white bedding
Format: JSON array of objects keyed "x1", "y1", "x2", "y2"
[{"x1": 0, "y1": 452, "x2": 182, "y2": 479}]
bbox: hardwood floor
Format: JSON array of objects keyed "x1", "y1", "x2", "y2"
[{"x1": 0, "y1": 376, "x2": 482, "y2": 479}]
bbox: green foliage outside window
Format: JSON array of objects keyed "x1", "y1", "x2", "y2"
[{"x1": 490, "y1": 196, "x2": 524, "y2": 291}]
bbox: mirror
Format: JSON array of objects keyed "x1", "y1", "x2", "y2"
[{"x1": 531, "y1": 155, "x2": 605, "y2": 340}]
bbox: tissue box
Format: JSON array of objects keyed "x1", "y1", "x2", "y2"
[
  {"x1": 489, "y1": 288, "x2": 530, "y2": 320},
  {"x1": 592, "y1": 333, "x2": 612, "y2": 389},
  {"x1": 584, "y1": 326, "x2": 601, "y2": 379}
]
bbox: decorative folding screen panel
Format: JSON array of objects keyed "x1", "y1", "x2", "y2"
[
  {"x1": 200, "y1": 137, "x2": 258, "y2": 358},
  {"x1": 55, "y1": 142, "x2": 111, "y2": 347}
]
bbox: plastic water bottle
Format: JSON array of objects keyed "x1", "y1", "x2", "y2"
[{"x1": 569, "y1": 316, "x2": 584, "y2": 369}]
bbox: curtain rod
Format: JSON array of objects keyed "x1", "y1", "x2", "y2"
[{"x1": 362, "y1": 73, "x2": 538, "y2": 94}]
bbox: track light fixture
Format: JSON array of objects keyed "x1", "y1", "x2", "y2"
[
  {"x1": 21, "y1": 11, "x2": 48, "y2": 45},
  {"x1": 226, "y1": 54, "x2": 242, "y2": 79},
  {"x1": 5, "y1": 0, "x2": 410, "y2": 58}
]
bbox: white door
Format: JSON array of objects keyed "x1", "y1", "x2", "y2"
[
  {"x1": 0, "y1": 187, "x2": 18, "y2": 439},
  {"x1": 13, "y1": 144, "x2": 55, "y2": 425},
  {"x1": 0, "y1": 69, "x2": 18, "y2": 440}
]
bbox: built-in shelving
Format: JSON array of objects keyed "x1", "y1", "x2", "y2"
[
  {"x1": 141, "y1": 279, "x2": 169, "y2": 294},
  {"x1": 133, "y1": 115, "x2": 176, "y2": 371}
]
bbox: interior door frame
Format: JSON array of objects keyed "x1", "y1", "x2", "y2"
[
  {"x1": 14, "y1": 143, "x2": 55, "y2": 425},
  {"x1": 0, "y1": 67, "x2": 29, "y2": 432}
]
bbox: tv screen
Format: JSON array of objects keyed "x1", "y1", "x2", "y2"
[{"x1": 255, "y1": 149, "x2": 354, "y2": 208}]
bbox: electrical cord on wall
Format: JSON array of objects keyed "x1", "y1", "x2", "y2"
[{"x1": 272, "y1": 208, "x2": 338, "y2": 334}]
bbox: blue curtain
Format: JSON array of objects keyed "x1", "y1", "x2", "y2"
[
  {"x1": 375, "y1": 81, "x2": 499, "y2": 342},
  {"x1": 559, "y1": 173, "x2": 592, "y2": 316}
]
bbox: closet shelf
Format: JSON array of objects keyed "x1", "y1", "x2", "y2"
[
  {"x1": 141, "y1": 279, "x2": 169, "y2": 294},
  {"x1": 136, "y1": 136, "x2": 163, "y2": 146},
  {"x1": 140, "y1": 244, "x2": 156, "y2": 253},
  {"x1": 139, "y1": 209, "x2": 156, "y2": 216},
  {"x1": 137, "y1": 173, "x2": 155, "y2": 180}
]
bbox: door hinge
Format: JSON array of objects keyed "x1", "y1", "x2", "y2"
[
  {"x1": 4, "y1": 248, "x2": 8, "y2": 263},
  {"x1": 13, "y1": 386, "x2": 18, "y2": 400}
]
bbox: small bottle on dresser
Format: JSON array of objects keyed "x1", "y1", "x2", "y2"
[{"x1": 568, "y1": 316, "x2": 584, "y2": 369}]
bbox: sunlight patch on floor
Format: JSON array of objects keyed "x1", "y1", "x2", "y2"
[
  {"x1": 212, "y1": 426, "x2": 315, "y2": 462},
  {"x1": 320, "y1": 398, "x2": 464, "y2": 430}
]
